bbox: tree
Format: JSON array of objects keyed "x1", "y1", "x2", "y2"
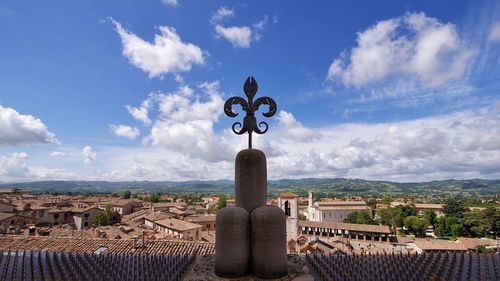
[
  {"x1": 444, "y1": 198, "x2": 466, "y2": 218},
  {"x1": 378, "y1": 207, "x2": 404, "y2": 233},
  {"x1": 451, "y1": 224, "x2": 463, "y2": 238},
  {"x1": 461, "y1": 211, "x2": 489, "y2": 237},
  {"x1": 434, "y1": 216, "x2": 448, "y2": 237},
  {"x1": 149, "y1": 193, "x2": 160, "y2": 203},
  {"x1": 484, "y1": 207, "x2": 500, "y2": 239},
  {"x1": 122, "y1": 190, "x2": 131, "y2": 199},
  {"x1": 93, "y1": 211, "x2": 109, "y2": 226},
  {"x1": 424, "y1": 209, "x2": 437, "y2": 228},
  {"x1": 343, "y1": 211, "x2": 376, "y2": 225},
  {"x1": 404, "y1": 216, "x2": 429, "y2": 237},
  {"x1": 11, "y1": 188, "x2": 21, "y2": 196},
  {"x1": 395, "y1": 205, "x2": 417, "y2": 218},
  {"x1": 217, "y1": 195, "x2": 227, "y2": 209}
]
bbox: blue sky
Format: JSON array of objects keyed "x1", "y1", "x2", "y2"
[{"x1": 0, "y1": 0, "x2": 499, "y2": 182}]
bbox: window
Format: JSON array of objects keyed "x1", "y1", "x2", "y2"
[
  {"x1": 284, "y1": 201, "x2": 291, "y2": 216},
  {"x1": 84, "y1": 222, "x2": 88, "y2": 227},
  {"x1": 206, "y1": 224, "x2": 210, "y2": 229},
  {"x1": 323, "y1": 213, "x2": 325, "y2": 219},
  {"x1": 10, "y1": 220, "x2": 14, "y2": 225},
  {"x1": 84, "y1": 213, "x2": 89, "y2": 218},
  {"x1": 54, "y1": 214, "x2": 59, "y2": 219}
]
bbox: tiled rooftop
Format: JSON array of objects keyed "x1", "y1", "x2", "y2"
[{"x1": 0, "y1": 235, "x2": 215, "y2": 255}]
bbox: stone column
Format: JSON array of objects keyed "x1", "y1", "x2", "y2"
[
  {"x1": 251, "y1": 206, "x2": 287, "y2": 279},
  {"x1": 215, "y1": 206, "x2": 250, "y2": 278},
  {"x1": 235, "y1": 149, "x2": 267, "y2": 213}
]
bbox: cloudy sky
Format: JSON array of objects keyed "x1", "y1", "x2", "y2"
[{"x1": 1, "y1": 0, "x2": 499, "y2": 183}]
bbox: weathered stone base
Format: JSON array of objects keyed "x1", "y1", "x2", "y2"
[{"x1": 184, "y1": 255, "x2": 314, "y2": 281}]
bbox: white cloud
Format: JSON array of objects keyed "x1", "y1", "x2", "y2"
[
  {"x1": 82, "y1": 146, "x2": 96, "y2": 165},
  {"x1": 148, "y1": 82, "x2": 233, "y2": 162},
  {"x1": 327, "y1": 12, "x2": 475, "y2": 88},
  {"x1": 0, "y1": 152, "x2": 76, "y2": 181},
  {"x1": 215, "y1": 25, "x2": 252, "y2": 48},
  {"x1": 26, "y1": 102, "x2": 497, "y2": 182},
  {"x1": 126, "y1": 98, "x2": 152, "y2": 126},
  {"x1": 210, "y1": 6, "x2": 234, "y2": 24},
  {"x1": 489, "y1": 21, "x2": 500, "y2": 43},
  {"x1": 161, "y1": 0, "x2": 178, "y2": 7},
  {"x1": 277, "y1": 111, "x2": 320, "y2": 142},
  {"x1": 0, "y1": 152, "x2": 29, "y2": 178},
  {"x1": 0, "y1": 104, "x2": 58, "y2": 146},
  {"x1": 267, "y1": 106, "x2": 500, "y2": 181},
  {"x1": 211, "y1": 7, "x2": 270, "y2": 48},
  {"x1": 50, "y1": 151, "x2": 66, "y2": 157},
  {"x1": 110, "y1": 124, "x2": 140, "y2": 140},
  {"x1": 123, "y1": 80, "x2": 233, "y2": 162},
  {"x1": 253, "y1": 16, "x2": 268, "y2": 41},
  {"x1": 111, "y1": 18, "x2": 205, "y2": 78}
]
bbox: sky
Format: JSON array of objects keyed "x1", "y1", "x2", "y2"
[{"x1": 0, "y1": 0, "x2": 500, "y2": 183}]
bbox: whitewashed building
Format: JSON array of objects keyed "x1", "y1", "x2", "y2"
[{"x1": 306, "y1": 191, "x2": 371, "y2": 222}]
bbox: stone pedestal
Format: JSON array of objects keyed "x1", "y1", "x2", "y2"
[
  {"x1": 251, "y1": 206, "x2": 287, "y2": 279},
  {"x1": 235, "y1": 149, "x2": 267, "y2": 213},
  {"x1": 215, "y1": 206, "x2": 250, "y2": 278},
  {"x1": 216, "y1": 149, "x2": 286, "y2": 279}
]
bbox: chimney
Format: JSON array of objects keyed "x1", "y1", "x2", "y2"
[{"x1": 308, "y1": 191, "x2": 314, "y2": 207}]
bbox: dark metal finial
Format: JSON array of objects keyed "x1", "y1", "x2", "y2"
[{"x1": 224, "y1": 76, "x2": 277, "y2": 149}]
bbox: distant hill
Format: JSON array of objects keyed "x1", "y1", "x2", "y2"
[{"x1": 0, "y1": 178, "x2": 498, "y2": 195}]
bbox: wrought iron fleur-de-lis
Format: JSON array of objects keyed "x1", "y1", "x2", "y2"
[{"x1": 224, "y1": 77, "x2": 277, "y2": 149}]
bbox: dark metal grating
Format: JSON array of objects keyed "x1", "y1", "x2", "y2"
[
  {"x1": 306, "y1": 252, "x2": 500, "y2": 281},
  {"x1": 0, "y1": 251, "x2": 195, "y2": 281}
]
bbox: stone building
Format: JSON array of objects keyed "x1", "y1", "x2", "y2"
[
  {"x1": 98, "y1": 199, "x2": 143, "y2": 216},
  {"x1": 144, "y1": 212, "x2": 172, "y2": 229},
  {"x1": 155, "y1": 218, "x2": 203, "y2": 241},
  {"x1": 151, "y1": 202, "x2": 187, "y2": 212},
  {"x1": 306, "y1": 191, "x2": 371, "y2": 222},
  {"x1": 71, "y1": 206, "x2": 100, "y2": 230},
  {"x1": 0, "y1": 212, "x2": 36, "y2": 232},
  {"x1": 0, "y1": 201, "x2": 15, "y2": 213},
  {"x1": 185, "y1": 214, "x2": 216, "y2": 232}
]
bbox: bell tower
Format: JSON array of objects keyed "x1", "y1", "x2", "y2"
[{"x1": 277, "y1": 193, "x2": 299, "y2": 240}]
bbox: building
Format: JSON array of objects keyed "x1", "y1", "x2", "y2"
[
  {"x1": 277, "y1": 192, "x2": 300, "y2": 239},
  {"x1": 185, "y1": 214, "x2": 216, "y2": 231},
  {"x1": 155, "y1": 218, "x2": 203, "y2": 241},
  {"x1": 415, "y1": 203, "x2": 444, "y2": 217},
  {"x1": 151, "y1": 202, "x2": 187, "y2": 212},
  {"x1": 47, "y1": 208, "x2": 73, "y2": 225},
  {"x1": 299, "y1": 220, "x2": 391, "y2": 242},
  {"x1": 306, "y1": 191, "x2": 371, "y2": 222},
  {"x1": 144, "y1": 212, "x2": 173, "y2": 229},
  {"x1": 71, "y1": 206, "x2": 100, "y2": 230},
  {"x1": 0, "y1": 212, "x2": 36, "y2": 232},
  {"x1": 99, "y1": 200, "x2": 143, "y2": 216},
  {"x1": 0, "y1": 201, "x2": 15, "y2": 213}
]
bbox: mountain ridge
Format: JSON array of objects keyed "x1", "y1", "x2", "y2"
[{"x1": 0, "y1": 178, "x2": 498, "y2": 195}]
